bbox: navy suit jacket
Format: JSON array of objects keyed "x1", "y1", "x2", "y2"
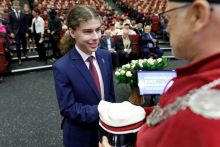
[
  {"x1": 52, "y1": 47, "x2": 116, "y2": 147},
  {"x1": 135, "y1": 10, "x2": 140, "y2": 19},
  {"x1": 140, "y1": 32, "x2": 159, "y2": 52},
  {"x1": 8, "y1": 11, "x2": 28, "y2": 35},
  {"x1": 146, "y1": 16, "x2": 152, "y2": 26},
  {"x1": 100, "y1": 37, "x2": 116, "y2": 50}
]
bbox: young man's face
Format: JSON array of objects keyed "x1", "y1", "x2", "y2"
[
  {"x1": 69, "y1": 18, "x2": 101, "y2": 55},
  {"x1": 13, "y1": 3, "x2": 20, "y2": 11}
]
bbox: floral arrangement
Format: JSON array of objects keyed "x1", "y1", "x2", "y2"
[{"x1": 115, "y1": 58, "x2": 169, "y2": 87}]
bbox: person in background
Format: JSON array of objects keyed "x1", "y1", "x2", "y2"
[
  {"x1": 102, "y1": 15, "x2": 108, "y2": 24},
  {"x1": 130, "y1": 18, "x2": 137, "y2": 29},
  {"x1": 109, "y1": 23, "x2": 120, "y2": 36},
  {"x1": 146, "y1": 13, "x2": 154, "y2": 26},
  {"x1": 112, "y1": 17, "x2": 117, "y2": 24},
  {"x1": 140, "y1": 25, "x2": 163, "y2": 59},
  {"x1": 134, "y1": 22, "x2": 144, "y2": 35},
  {"x1": 100, "y1": 25, "x2": 105, "y2": 35},
  {"x1": 8, "y1": 0, "x2": 29, "y2": 65},
  {"x1": 0, "y1": 13, "x2": 7, "y2": 26},
  {"x1": 53, "y1": 5, "x2": 115, "y2": 147},
  {"x1": 61, "y1": 18, "x2": 68, "y2": 29},
  {"x1": 47, "y1": 8, "x2": 62, "y2": 62},
  {"x1": 31, "y1": 8, "x2": 46, "y2": 62},
  {"x1": 160, "y1": 15, "x2": 169, "y2": 41},
  {"x1": 100, "y1": 0, "x2": 220, "y2": 146},
  {"x1": 135, "y1": 6, "x2": 142, "y2": 23},
  {"x1": 41, "y1": 10, "x2": 48, "y2": 21},
  {"x1": 116, "y1": 30, "x2": 136, "y2": 65},
  {"x1": 0, "y1": 24, "x2": 12, "y2": 67},
  {"x1": 23, "y1": 4, "x2": 35, "y2": 53},
  {"x1": 115, "y1": 18, "x2": 124, "y2": 29},
  {"x1": 100, "y1": 30, "x2": 119, "y2": 70},
  {"x1": 123, "y1": 14, "x2": 130, "y2": 25},
  {"x1": 119, "y1": 24, "x2": 136, "y2": 35}
]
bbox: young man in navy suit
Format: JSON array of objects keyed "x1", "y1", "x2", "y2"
[
  {"x1": 8, "y1": 0, "x2": 29, "y2": 65},
  {"x1": 52, "y1": 6, "x2": 116, "y2": 147},
  {"x1": 140, "y1": 26, "x2": 164, "y2": 59},
  {"x1": 100, "y1": 29, "x2": 119, "y2": 70}
]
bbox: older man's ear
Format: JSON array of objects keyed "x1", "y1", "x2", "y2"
[{"x1": 189, "y1": 0, "x2": 211, "y2": 33}]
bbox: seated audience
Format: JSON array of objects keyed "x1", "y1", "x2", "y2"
[
  {"x1": 130, "y1": 18, "x2": 137, "y2": 29},
  {"x1": 115, "y1": 18, "x2": 124, "y2": 29},
  {"x1": 135, "y1": 6, "x2": 142, "y2": 22},
  {"x1": 102, "y1": 15, "x2": 108, "y2": 24},
  {"x1": 109, "y1": 23, "x2": 120, "y2": 36},
  {"x1": 116, "y1": 30, "x2": 136, "y2": 65},
  {"x1": 140, "y1": 26, "x2": 164, "y2": 59},
  {"x1": 134, "y1": 23, "x2": 144, "y2": 35},
  {"x1": 161, "y1": 16, "x2": 169, "y2": 41},
  {"x1": 0, "y1": 13, "x2": 7, "y2": 26},
  {"x1": 100, "y1": 25, "x2": 105, "y2": 35},
  {"x1": 61, "y1": 19, "x2": 67, "y2": 29},
  {"x1": 112, "y1": 17, "x2": 117, "y2": 24},
  {"x1": 146, "y1": 13, "x2": 154, "y2": 26},
  {"x1": 42, "y1": 10, "x2": 48, "y2": 21},
  {"x1": 100, "y1": 30, "x2": 119, "y2": 70},
  {"x1": 123, "y1": 14, "x2": 130, "y2": 25},
  {"x1": 119, "y1": 24, "x2": 136, "y2": 35}
]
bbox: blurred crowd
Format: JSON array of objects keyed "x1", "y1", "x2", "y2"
[{"x1": 0, "y1": 0, "x2": 169, "y2": 75}]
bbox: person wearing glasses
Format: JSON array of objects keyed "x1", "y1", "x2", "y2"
[{"x1": 99, "y1": 0, "x2": 220, "y2": 146}]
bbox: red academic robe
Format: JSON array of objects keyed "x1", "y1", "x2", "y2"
[{"x1": 136, "y1": 53, "x2": 220, "y2": 147}]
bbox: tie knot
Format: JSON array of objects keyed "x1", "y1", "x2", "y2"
[{"x1": 87, "y1": 56, "x2": 93, "y2": 63}]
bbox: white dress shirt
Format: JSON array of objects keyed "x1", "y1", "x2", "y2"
[
  {"x1": 75, "y1": 45, "x2": 105, "y2": 100},
  {"x1": 14, "y1": 9, "x2": 20, "y2": 19},
  {"x1": 106, "y1": 38, "x2": 111, "y2": 50}
]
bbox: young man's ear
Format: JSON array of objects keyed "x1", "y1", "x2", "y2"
[{"x1": 69, "y1": 28, "x2": 76, "y2": 39}]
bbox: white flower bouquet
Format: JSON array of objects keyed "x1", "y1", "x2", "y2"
[{"x1": 115, "y1": 58, "x2": 169, "y2": 86}]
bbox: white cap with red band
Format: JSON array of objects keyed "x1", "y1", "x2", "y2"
[{"x1": 98, "y1": 100, "x2": 146, "y2": 134}]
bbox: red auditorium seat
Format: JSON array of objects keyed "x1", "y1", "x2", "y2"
[
  {"x1": 0, "y1": 38, "x2": 8, "y2": 72},
  {"x1": 152, "y1": 16, "x2": 161, "y2": 32}
]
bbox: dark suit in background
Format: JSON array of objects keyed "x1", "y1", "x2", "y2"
[
  {"x1": 146, "y1": 16, "x2": 152, "y2": 26},
  {"x1": 134, "y1": 28, "x2": 143, "y2": 35},
  {"x1": 140, "y1": 32, "x2": 164, "y2": 59},
  {"x1": 48, "y1": 16, "x2": 62, "y2": 59},
  {"x1": 8, "y1": 10, "x2": 28, "y2": 59},
  {"x1": 100, "y1": 36, "x2": 119, "y2": 68},
  {"x1": 116, "y1": 36, "x2": 136, "y2": 65},
  {"x1": 135, "y1": 10, "x2": 141, "y2": 22}
]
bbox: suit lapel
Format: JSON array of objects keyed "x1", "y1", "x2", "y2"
[
  {"x1": 70, "y1": 47, "x2": 101, "y2": 101},
  {"x1": 104, "y1": 37, "x2": 107, "y2": 46},
  {"x1": 96, "y1": 50, "x2": 109, "y2": 101}
]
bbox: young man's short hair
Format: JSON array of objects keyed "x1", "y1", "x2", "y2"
[{"x1": 13, "y1": 0, "x2": 20, "y2": 5}]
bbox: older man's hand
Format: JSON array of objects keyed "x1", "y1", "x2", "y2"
[
  {"x1": 152, "y1": 39, "x2": 157, "y2": 45},
  {"x1": 99, "y1": 136, "x2": 112, "y2": 147},
  {"x1": 109, "y1": 49, "x2": 114, "y2": 53}
]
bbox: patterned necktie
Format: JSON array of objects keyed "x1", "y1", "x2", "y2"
[
  {"x1": 17, "y1": 11, "x2": 19, "y2": 21},
  {"x1": 124, "y1": 38, "x2": 129, "y2": 48},
  {"x1": 87, "y1": 56, "x2": 102, "y2": 99}
]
